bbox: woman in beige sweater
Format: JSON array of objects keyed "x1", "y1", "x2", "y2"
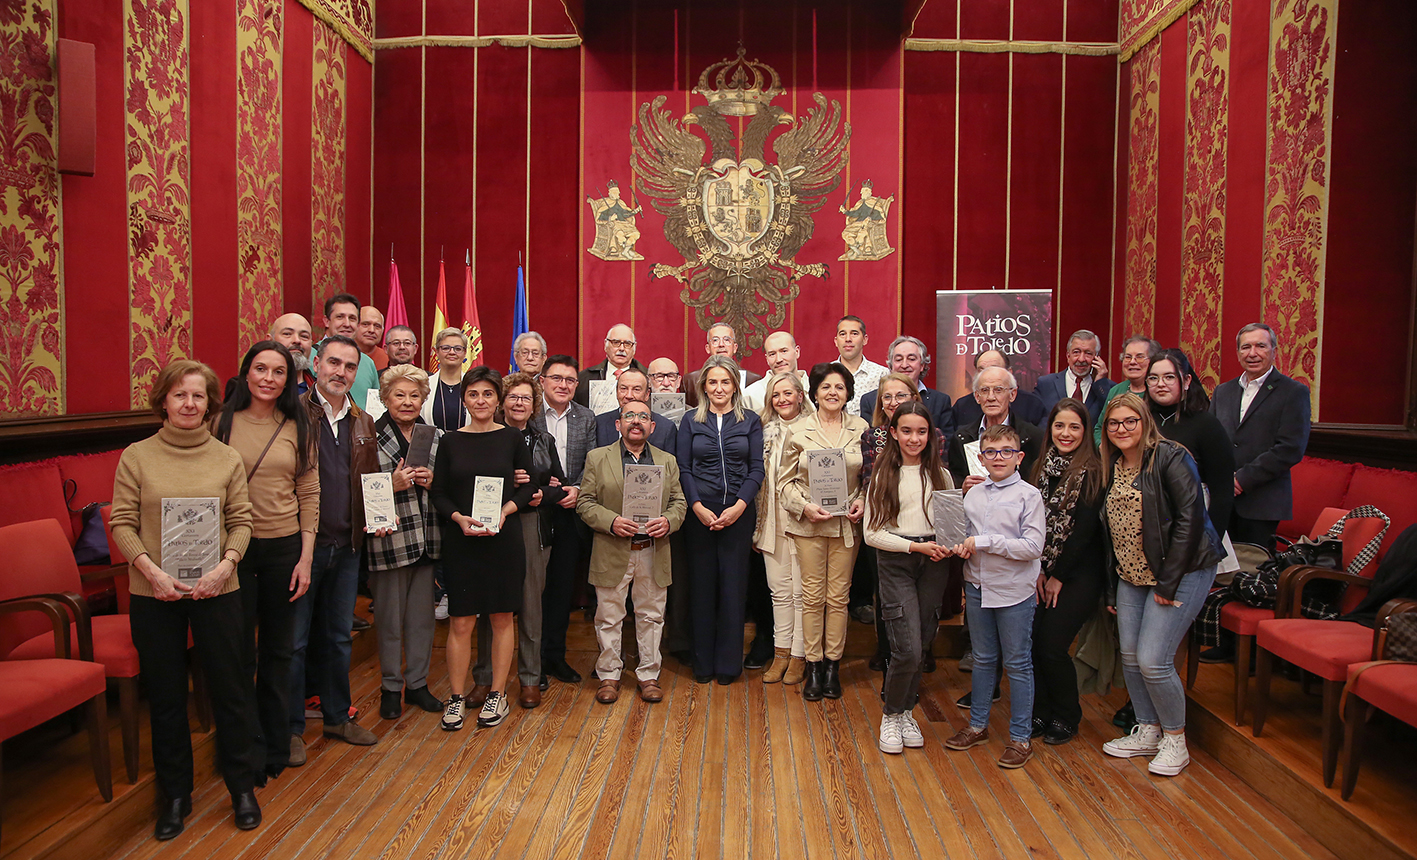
[
  {"x1": 110, "y1": 360, "x2": 264, "y2": 840},
  {"x1": 215, "y1": 341, "x2": 319, "y2": 782}
]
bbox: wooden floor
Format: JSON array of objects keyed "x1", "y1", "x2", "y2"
[{"x1": 3, "y1": 613, "x2": 1358, "y2": 860}]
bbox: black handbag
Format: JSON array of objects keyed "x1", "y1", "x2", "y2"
[{"x1": 64, "y1": 478, "x2": 111, "y2": 566}]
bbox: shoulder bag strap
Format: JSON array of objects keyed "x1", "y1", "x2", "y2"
[{"x1": 246, "y1": 417, "x2": 289, "y2": 481}]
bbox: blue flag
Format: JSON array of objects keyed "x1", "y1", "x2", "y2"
[{"x1": 510, "y1": 263, "x2": 529, "y2": 372}]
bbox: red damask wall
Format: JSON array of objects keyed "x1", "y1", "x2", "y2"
[
  {"x1": 0, "y1": 0, "x2": 375, "y2": 416},
  {"x1": 1115, "y1": 0, "x2": 1417, "y2": 424}
]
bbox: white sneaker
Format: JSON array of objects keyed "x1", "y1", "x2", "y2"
[
  {"x1": 879, "y1": 713, "x2": 904, "y2": 754},
  {"x1": 1148, "y1": 733, "x2": 1190, "y2": 776},
  {"x1": 900, "y1": 711, "x2": 925, "y2": 748},
  {"x1": 441, "y1": 695, "x2": 465, "y2": 731},
  {"x1": 1103, "y1": 723, "x2": 1163, "y2": 758},
  {"x1": 477, "y1": 691, "x2": 509, "y2": 727},
  {"x1": 434, "y1": 595, "x2": 449, "y2": 621}
]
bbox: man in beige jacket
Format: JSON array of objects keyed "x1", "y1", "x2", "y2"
[{"x1": 577, "y1": 400, "x2": 687, "y2": 704}]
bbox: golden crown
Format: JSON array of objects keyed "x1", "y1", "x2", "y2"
[{"x1": 693, "y1": 46, "x2": 783, "y2": 116}]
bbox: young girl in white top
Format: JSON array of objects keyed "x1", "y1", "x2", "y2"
[{"x1": 863, "y1": 402, "x2": 956, "y2": 754}]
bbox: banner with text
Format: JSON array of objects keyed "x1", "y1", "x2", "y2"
[{"x1": 935, "y1": 290, "x2": 1053, "y2": 402}]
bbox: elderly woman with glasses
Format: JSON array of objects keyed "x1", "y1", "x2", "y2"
[{"x1": 422, "y1": 327, "x2": 469, "y2": 432}]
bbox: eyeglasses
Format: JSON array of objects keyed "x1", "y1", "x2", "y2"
[
  {"x1": 881, "y1": 392, "x2": 914, "y2": 404},
  {"x1": 1145, "y1": 373, "x2": 1180, "y2": 385},
  {"x1": 650, "y1": 372, "x2": 680, "y2": 381},
  {"x1": 541, "y1": 374, "x2": 577, "y2": 386},
  {"x1": 1105, "y1": 416, "x2": 1142, "y2": 431},
  {"x1": 709, "y1": 335, "x2": 735, "y2": 346},
  {"x1": 515, "y1": 348, "x2": 544, "y2": 358},
  {"x1": 606, "y1": 338, "x2": 636, "y2": 349},
  {"x1": 981, "y1": 448, "x2": 1021, "y2": 460},
  {"x1": 504, "y1": 394, "x2": 534, "y2": 405},
  {"x1": 437, "y1": 344, "x2": 466, "y2": 353},
  {"x1": 386, "y1": 339, "x2": 416, "y2": 348},
  {"x1": 620, "y1": 412, "x2": 651, "y2": 423},
  {"x1": 975, "y1": 386, "x2": 1013, "y2": 397}
]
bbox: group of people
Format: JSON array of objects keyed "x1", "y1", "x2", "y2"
[{"x1": 109, "y1": 293, "x2": 1310, "y2": 839}]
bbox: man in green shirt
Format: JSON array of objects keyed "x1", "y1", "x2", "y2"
[{"x1": 319, "y1": 293, "x2": 380, "y2": 412}]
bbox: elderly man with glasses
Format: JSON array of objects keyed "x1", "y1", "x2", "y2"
[
  {"x1": 948, "y1": 366, "x2": 1043, "y2": 492},
  {"x1": 511, "y1": 331, "x2": 549, "y2": 375},
  {"x1": 575, "y1": 324, "x2": 647, "y2": 408}
]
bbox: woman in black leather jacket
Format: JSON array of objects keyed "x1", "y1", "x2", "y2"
[
  {"x1": 469, "y1": 372, "x2": 568, "y2": 709},
  {"x1": 1097, "y1": 393, "x2": 1222, "y2": 778}
]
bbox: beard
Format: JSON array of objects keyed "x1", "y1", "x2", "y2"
[{"x1": 291, "y1": 350, "x2": 312, "y2": 374}]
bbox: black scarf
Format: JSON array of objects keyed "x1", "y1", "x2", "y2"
[{"x1": 1040, "y1": 448, "x2": 1084, "y2": 576}]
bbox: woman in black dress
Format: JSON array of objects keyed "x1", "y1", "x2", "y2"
[{"x1": 431, "y1": 366, "x2": 536, "y2": 730}]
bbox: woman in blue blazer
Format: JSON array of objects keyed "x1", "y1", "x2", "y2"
[{"x1": 677, "y1": 355, "x2": 765, "y2": 684}]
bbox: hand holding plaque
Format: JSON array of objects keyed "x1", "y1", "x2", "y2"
[
  {"x1": 160, "y1": 498, "x2": 221, "y2": 595},
  {"x1": 931, "y1": 489, "x2": 967, "y2": 547},
  {"x1": 470, "y1": 476, "x2": 505, "y2": 533},
  {"x1": 362, "y1": 473, "x2": 398, "y2": 533},
  {"x1": 806, "y1": 448, "x2": 849, "y2": 516},
  {"x1": 622, "y1": 464, "x2": 664, "y2": 531}
]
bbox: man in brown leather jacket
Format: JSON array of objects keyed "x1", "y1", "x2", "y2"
[{"x1": 289, "y1": 335, "x2": 382, "y2": 763}]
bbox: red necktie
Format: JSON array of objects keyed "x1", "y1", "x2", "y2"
[{"x1": 1072, "y1": 377, "x2": 1083, "y2": 400}]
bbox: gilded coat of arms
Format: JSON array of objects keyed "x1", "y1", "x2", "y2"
[{"x1": 632, "y1": 47, "x2": 850, "y2": 352}]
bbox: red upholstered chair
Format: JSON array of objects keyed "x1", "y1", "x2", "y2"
[
  {"x1": 1339, "y1": 600, "x2": 1417, "y2": 800},
  {"x1": 0, "y1": 520, "x2": 143, "y2": 782},
  {"x1": 1252, "y1": 539, "x2": 1390, "y2": 787},
  {"x1": 0, "y1": 595, "x2": 112, "y2": 836},
  {"x1": 1276, "y1": 457, "x2": 1355, "y2": 541}
]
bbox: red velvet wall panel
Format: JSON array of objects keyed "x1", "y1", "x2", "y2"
[
  {"x1": 421, "y1": 45, "x2": 478, "y2": 343},
  {"x1": 954, "y1": 52, "x2": 1010, "y2": 293},
  {"x1": 1218, "y1": 0, "x2": 1266, "y2": 385},
  {"x1": 1152, "y1": 21, "x2": 1185, "y2": 349},
  {"x1": 1321, "y1": 1, "x2": 1417, "y2": 425},
  {"x1": 56, "y1": 39, "x2": 96, "y2": 176},
  {"x1": 375, "y1": 0, "x2": 421, "y2": 38},
  {"x1": 526, "y1": 46, "x2": 582, "y2": 361},
  {"x1": 58, "y1": 0, "x2": 129, "y2": 414},
  {"x1": 371, "y1": 47, "x2": 425, "y2": 345},
  {"x1": 190, "y1": 0, "x2": 240, "y2": 383},
  {"x1": 283, "y1": 1, "x2": 314, "y2": 324},
  {"x1": 346, "y1": 46, "x2": 373, "y2": 303},
  {"x1": 1008, "y1": 53, "x2": 1062, "y2": 295},
  {"x1": 901, "y1": 50, "x2": 955, "y2": 387}
]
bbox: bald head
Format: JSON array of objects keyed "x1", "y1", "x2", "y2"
[
  {"x1": 605, "y1": 323, "x2": 637, "y2": 369},
  {"x1": 647, "y1": 357, "x2": 681, "y2": 392},
  {"x1": 270, "y1": 313, "x2": 313, "y2": 371},
  {"x1": 973, "y1": 366, "x2": 1018, "y2": 420},
  {"x1": 357, "y1": 306, "x2": 385, "y2": 352},
  {"x1": 762, "y1": 330, "x2": 800, "y2": 375},
  {"x1": 975, "y1": 349, "x2": 1009, "y2": 371}
]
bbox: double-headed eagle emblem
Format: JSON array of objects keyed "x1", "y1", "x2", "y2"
[{"x1": 632, "y1": 47, "x2": 851, "y2": 353}]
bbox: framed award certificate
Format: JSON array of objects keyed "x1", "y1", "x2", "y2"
[
  {"x1": 160, "y1": 498, "x2": 221, "y2": 588},
  {"x1": 361, "y1": 473, "x2": 398, "y2": 532},
  {"x1": 931, "y1": 489, "x2": 967, "y2": 547},
  {"x1": 806, "y1": 448, "x2": 849, "y2": 516},
  {"x1": 472, "y1": 476, "x2": 505, "y2": 531},
  {"x1": 622, "y1": 464, "x2": 664, "y2": 526}
]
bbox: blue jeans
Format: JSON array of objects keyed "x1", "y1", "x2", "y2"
[
  {"x1": 964, "y1": 584, "x2": 1036, "y2": 742},
  {"x1": 289, "y1": 544, "x2": 360, "y2": 733},
  {"x1": 1115, "y1": 566, "x2": 1217, "y2": 731}
]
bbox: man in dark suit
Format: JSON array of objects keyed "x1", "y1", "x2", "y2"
[
  {"x1": 593, "y1": 368, "x2": 676, "y2": 454},
  {"x1": 948, "y1": 366, "x2": 1044, "y2": 490},
  {"x1": 684, "y1": 322, "x2": 763, "y2": 408},
  {"x1": 1034, "y1": 329, "x2": 1114, "y2": 423},
  {"x1": 574, "y1": 324, "x2": 647, "y2": 409},
  {"x1": 1209, "y1": 323, "x2": 1310, "y2": 550},
  {"x1": 951, "y1": 350, "x2": 1049, "y2": 429},
  {"x1": 858, "y1": 335, "x2": 955, "y2": 440},
  {"x1": 534, "y1": 355, "x2": 600, "y2": 684}
]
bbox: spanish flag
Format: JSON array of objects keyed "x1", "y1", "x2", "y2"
[{"x1": 428, "y1": 257, "x2": 449, "y2": 373}]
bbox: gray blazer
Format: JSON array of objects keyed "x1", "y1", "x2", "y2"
[
  {"x1": 532, "y1": 401, "x2": 598, "y2": 485},
  {"x1": 1209, "y1": 369, "x2": 1310, "y2": 521}
]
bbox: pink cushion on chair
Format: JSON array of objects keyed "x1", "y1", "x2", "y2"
[
  {"x1": 1257, "y1": 618, "x2": 1373, "y2": 681},
  {"x1": 1349, "y1": 663, "x2": 1417, "y2": 727},
  {"x1": 1221, "y1": 603, "x2": 1273, "y2": 635},
  {"x1": 5, "y1": 615, "x2": 140, "y2": 678},
  {"x1": 0, "y1": 658, "x2": 106, "y2": 740}
]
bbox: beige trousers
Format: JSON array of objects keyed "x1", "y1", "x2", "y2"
[
  {"x1": 593, "y1": 546, "x2": 667, "y2": 682},
  {"x1": 793, "y1": 534, "x2": 858, "y2": 662}
]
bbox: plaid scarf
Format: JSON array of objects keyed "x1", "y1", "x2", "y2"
[{"x1": 1040, "y1": 448, "x2": 1084, "y2": 576}]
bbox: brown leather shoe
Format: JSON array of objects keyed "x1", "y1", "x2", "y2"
[
  {"x1": 596, "y1": 679, "x2": 620, "y2": 704},
  {"x1": 998, "y1": 740, "x2": 1033, "y2": 769},
  {"x1": 469, "y1": 685, "x2": 491, "y2": 708},
  {"x1": 762, "y1": 648, "x2": 792, "y2": 684},
  {"x1": 639, "y1": 679, "x2": 663, "y2": 702},
  {"x1": 944, "y1": 724, "x2": 990, "y2": 751},
  {"x1": 519, "y1": 684, "x2": 542, "y2": 709},
  {"x1": 781, "y1": 656, "x2": 807, "y2": 686}
]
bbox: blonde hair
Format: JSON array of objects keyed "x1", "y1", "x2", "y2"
[
  {"x1": 692, "y1": 355, "x2": 746, "y2": 423},
  {"x1": 759, "y1": 371, "x2": 813, "y2": 425},
  {"x1": 379, "y1": 364, "x2": 430, "y2": 405},
  {"x1": 1098, "y1": 392, "x2": 1165, "y2": 483},
  {"x1": 870, "y1": 372, "x2": 919, "y2": 427}
]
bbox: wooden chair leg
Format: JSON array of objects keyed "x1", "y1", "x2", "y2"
[
  {"x1": 1185, "y1": 625, "x2": 1200, "y2": 690},
  {"x1": 190, "y1": 650, "x2": 212, "y2": 733},
  {"x1": 1341, "y1": 698, "x2": 1372, "y2": 801},
  {"x1": 86, "y1": 693, "x2": 113, "y2": 802},
  {"x1": 1253, "y1": 646, "x2": 1273, "y2": 737},
  {"x1": 1322, "y1": 679, "x2": 1342, "y2": 787},
  {"x1": 1234, "y1": 634, "x2": 1252, "y2": 726},
  {"x1": 119, "y1": 677, "x2": 140, "y2": 783}
]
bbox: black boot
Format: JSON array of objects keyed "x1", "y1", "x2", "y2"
[
  {"x1": 154, "y1": 796, "x2": 191, "y2": 841},
  {"x1": 822, "y1": 659, "x2": 842, "y2": 699},
  {"x1": 232, "y1": 790, "x2": 262, "y2": 831},
  {"x1": 744, "y1": 635, "x2": 774, "y2": 670},
  {"x1": 802, "y1": 662, "x2": 824, "y2": 701}
]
